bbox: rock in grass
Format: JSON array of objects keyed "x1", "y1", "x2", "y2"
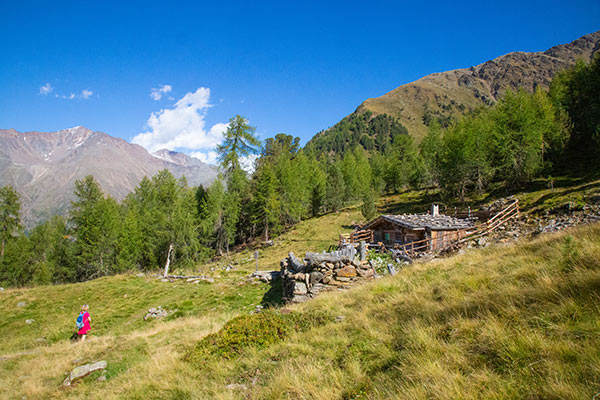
[
  {"x1": 25, "y1": 319, "x2": 35, "y2": 324},
  {"x1": 17, "y1": 301, "x2": 26, "y2": 307},
  {"x1": 226, "y1": 383, "x2": 247, "y2": 390},
  {"x1": 62, "y1": 361, "x2": 107, "y2": 386}
]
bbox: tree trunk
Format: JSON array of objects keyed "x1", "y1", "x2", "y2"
[
  {"x1": 264, "y1": 215, "x2": 269, "y2": 243},
  {"x1": 163, "y1": 243, "x2": 174, "y2": 278}
]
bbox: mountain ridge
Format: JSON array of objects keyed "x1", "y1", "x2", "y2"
[
  {"x1": 0, "y1": 126, "x2": 218, "y2": 227},
  {"x1": 309, "y1": 30, "x2": 600, "y2": 150}
]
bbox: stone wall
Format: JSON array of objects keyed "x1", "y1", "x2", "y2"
[{"x1": 280, "y1": 244, "x2": 376, "y2": 303}]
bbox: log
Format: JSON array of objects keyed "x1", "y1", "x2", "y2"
[
  {"x1": 288, "y1": 252, "x2": 305, "y2": 273},
  {"x1": 305, "y1": 245, "x2": 356, "y2": 264},
  {"x1": 163, "y1": 243, "x2": 174, "y2": 278}
]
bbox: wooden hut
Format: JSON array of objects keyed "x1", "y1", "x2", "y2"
[{"x1": 362, "y1": 205, "x2": 473, "y2": 251}]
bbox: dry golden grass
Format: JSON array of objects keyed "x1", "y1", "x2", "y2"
[{"x1": 2, "y1": 197, "x2": 600, "y2": 399}]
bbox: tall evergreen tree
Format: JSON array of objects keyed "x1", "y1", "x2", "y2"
[{"x1": 0, "y1": 185, "x2": 22, "y2": 258}]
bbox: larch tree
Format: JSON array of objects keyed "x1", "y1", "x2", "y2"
[{"x1": 0, "y1": 185, "x2": 22, "y2": 258}]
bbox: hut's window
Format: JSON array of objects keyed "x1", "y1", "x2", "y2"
[{"x1": 384, "y1": 232, "x2": 390, "y2": 244}]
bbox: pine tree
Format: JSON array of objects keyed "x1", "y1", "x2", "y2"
[
  {"x1": 0, "y1": 185, "x2": 22, "y2": 258},
  {"x1": 325, "y1": 162, "x2": 346, "y2": 212},
  {"x1": 70, "y1": 176, "x2": 121, "y2": 280}
]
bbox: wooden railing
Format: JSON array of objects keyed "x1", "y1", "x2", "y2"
[
  {"x1": 459, "y1": 199, "x2": 519, "y2": 243},
  {"x1": 339, "y1": 229, "x2": 373, "y2": 245}
]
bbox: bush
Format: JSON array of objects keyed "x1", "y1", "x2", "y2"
[{"x1": 185, "y1": 310, "x2": 332, "y2": 365}]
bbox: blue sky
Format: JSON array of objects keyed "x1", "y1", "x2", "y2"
[{"x1": 1, "y1": 1, "x2": 599, "y2": 164}]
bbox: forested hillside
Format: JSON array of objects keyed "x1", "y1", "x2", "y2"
[
  {"x1": 309, "y1": 30, "x2": 600, "y2": 145},
  {"x1": 0, "y1": 52, "x2": 599, "y2": 289}
]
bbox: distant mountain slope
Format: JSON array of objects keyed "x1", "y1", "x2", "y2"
[
  {"x1": 308, "y1": 30, "x2": 600, "y2": 152},
  {"x1": 0, "y1": 126, "x2": 217, "y2": 227}
]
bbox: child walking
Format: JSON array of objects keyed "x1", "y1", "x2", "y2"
[{"x1": 76, "y1": 304, "x2": 91, "y2": 341}]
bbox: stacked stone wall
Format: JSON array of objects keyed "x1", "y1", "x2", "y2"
[{"x1": 280, "y1": 245, "x2": 376, "y2": 303}]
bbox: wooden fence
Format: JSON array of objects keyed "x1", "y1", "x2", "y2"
[{"x1": 339, "y1": 229, "x2": 373, "y2": 245}]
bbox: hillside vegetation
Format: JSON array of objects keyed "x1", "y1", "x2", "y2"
[
  {"x1": 346, "y1": 30, "x2": 599, "y2": 141},
  {"x1": 1, "y1": 184, "x2": 599, "y2": 398}
]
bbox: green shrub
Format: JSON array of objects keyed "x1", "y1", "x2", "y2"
[
  {"x1": 185, "y1": 310, "x2": 332, "y2": 365},
  {"x1": 561, "y1": 235, "x2": 580, "y2": 272}
]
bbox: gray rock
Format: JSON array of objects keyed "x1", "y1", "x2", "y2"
[
  {"x1": 0, "y1": 287, "x2": 4, "y2": 291},
  {"x1": 335, "y1": 315, "x2": 345, "y2": 322},
  {"x1": 25, "y1": 319, "x2": 35, "y2": 324},
  {"x1": 62, "y1": 361, "x2": 107, "y2": 386},
  {"x1": 309, "y1": 271, "x2": 324, "y2": 285},
  {"x1": 17, "y1": 301, "x2": 26, "y2": 307},
  {"x1": 293, "y1": 282, "x2": 308, "y2": 295},
  {"x1": 226, "y1": 383, "x2": 247, "y2": 390},
  {"x1": 291, "y1": 295, "x2": 309, "y2": 303}
]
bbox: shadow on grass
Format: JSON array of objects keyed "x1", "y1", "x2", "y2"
[{"x1": 260, "y1": 276, "x2": 285, "y2": 308}]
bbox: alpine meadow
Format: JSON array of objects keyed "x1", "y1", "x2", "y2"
[{"x1": 1, "y1": 4, "x2": 600, "y2": 399}]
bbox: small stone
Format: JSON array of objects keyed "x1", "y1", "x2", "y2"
[
  {"x1": 0, "y1": 287, "x2": 4, "y2": 291},
  {"x1": 226, "y1": 383, "x2": 247, "y2": 390},
  {"x1": 17, "y1": 301, "x2": 26, "y2": 307},
  {"x1": 293, "y1": 273, "x2": 305, "y2": 281},
  {"x1": 160, "y1": 278, "x2": 169, "y2": 282},
  {"x1": 309, "y1": 271, "x2": 323, "y2": 285},
  {"x1": 97, "y1": 375, "x2": 106, "y2": 382},
  {"x1": 335, "y1": 277, "x2": 351, "y2": 282},
  {"x1": 62, "y1": 361, "x2": 107, "y2": 386},
  {"x1": 293, "y1": 282, "x2": 308, "y2": 295},
  {"x1": 335, "y1": 266, "x2": 357, "y2": 278},
  {"x1": 225, "y1": 265, "x2": 233, "y2": 272},
  {"x1": 322, "y1": 276, "x2": 331, "y2": 284},
  {"x1": 335, "y1": 315, "x2": 345, "y2": 322},
  {"x1": 291, "y1": 295, "x2": 309, "y2": 303},
  {"x1": 357, "y1": 268, "x2": 374, "y2": 278},
  {"x1": 25, "y1": 319, "x2": 34, "y2": 324}
]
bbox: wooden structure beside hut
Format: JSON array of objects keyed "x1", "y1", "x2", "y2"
[{"x1": 358, "y1": 205, "x2": 473, "y2": 252}]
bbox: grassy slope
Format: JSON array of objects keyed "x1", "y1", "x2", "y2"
[
  {"x1": 1, "y1": 179, "x2": 599, "y2": 399},
  {"x1": 226, "y1": 223, "x2": 600, "y2": 400},
  {"x1": 0, "y1": 206, "x2": 362, "y2": 399}
]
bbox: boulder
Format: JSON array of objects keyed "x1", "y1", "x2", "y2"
[{"x1": 62, "y1": 360, "x2": 107, "y2": 386}]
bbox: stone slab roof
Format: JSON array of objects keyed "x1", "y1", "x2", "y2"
[{"x1": 364, "y1": 213, "x2": 474, "y2": 231}]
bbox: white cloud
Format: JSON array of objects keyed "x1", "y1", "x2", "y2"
[
  {"x1": 132, "y1": 87, "x2": 228, "y2": 154},
  {"x1": 40, "y1": 83, "x2": 53, "y2": 95},
  {"x1": 150, "y1": 84, "x2": 173, "y2": 100},
  {"x1": 41, "y1": 83, "x2": 94, "y2": 100},
  {"x1": 80, "y1": 89, "x2": 93, "y2": 99},
  {"x1": 190, "y1": 150, "x2": 219, "y2": 165}
]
